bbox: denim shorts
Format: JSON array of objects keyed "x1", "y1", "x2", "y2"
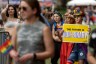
[{"x1": 68, "y1": 44, "x2": 86, "y2": 63}]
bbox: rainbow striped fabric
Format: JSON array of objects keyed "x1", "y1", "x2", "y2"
[{"x1": 0, "y1": 39, "x2": 13, "y2": 55}]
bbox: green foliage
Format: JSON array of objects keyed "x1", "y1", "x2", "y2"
[{"x1": 55, "y1": 6, "x2": 66, "y2": 15}]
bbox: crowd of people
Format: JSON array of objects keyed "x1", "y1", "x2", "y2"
[{"x1": 0, "y1": 0, "x2": 96, "y2": 64}]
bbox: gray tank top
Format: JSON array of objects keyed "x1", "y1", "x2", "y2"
[{"x1": 16, "y1": 20, "x2": 46, "y2": 64}]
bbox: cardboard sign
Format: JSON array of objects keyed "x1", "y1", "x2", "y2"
[{"x1": 62, "y1": 24, "x2": 89, "y2": 43}]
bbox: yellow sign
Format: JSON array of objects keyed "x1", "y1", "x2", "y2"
[{"x1": 62, "y1": 24, "x2": 89, "y2": 43}]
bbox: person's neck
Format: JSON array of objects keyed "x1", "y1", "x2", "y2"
[
  {"x1": 57, "y1": 21, "x2": 61, "y2": 24},
  {"x1": 25, "y1": 16, "x2": 38, "y2": 24},
  {"x1": 9, "y1": 15, "x2": 14, "y2": 18}
]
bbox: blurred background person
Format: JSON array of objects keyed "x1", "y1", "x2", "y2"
[
  {"x1": 1, "y1": 5, "x2": 19, "y2": 28},
  {"x1": 9, "y1": 0, "x2": 54, "y2": 64},
  {"x1": 51, "y1": 11, "x2": 64, "y2": 64},
  {"x1": 48, "y1": 13, "x2": 55, "y2": 31},
  {"x1": 66, "y1": 9, "x2": 88, "y2": 64},
  {"x1": 87, "y1": 29, "x2": 96, "y2": 64},
  {"x1": 60, "y1": 11, "x2": 75, "y2": 64}
]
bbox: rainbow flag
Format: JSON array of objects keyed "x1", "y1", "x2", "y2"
[{"x1": 0, "y1": 39, "x2": 13, "y2": 55}]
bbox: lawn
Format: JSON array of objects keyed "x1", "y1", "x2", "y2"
[
  {"x1": 45, "y1": 58, "x2": 60, "y2": 64},
  {"x1": 90, "y1": 25, "x2": 96, "y2": 30}
]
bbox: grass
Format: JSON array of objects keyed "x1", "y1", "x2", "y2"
[
  {"x1": 90, "y1": 25, "x2": 96, "y2": 30},
  {"x1": 45, "y1": 58, "x2": 60, "y2": 64},
  {"x1": 46, "y1": 59, "x2": 51, "y2": 64}
]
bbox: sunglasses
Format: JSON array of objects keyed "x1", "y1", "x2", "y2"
[{"x1": 19, "y1": 7, "x2": 28, "y2": 11}]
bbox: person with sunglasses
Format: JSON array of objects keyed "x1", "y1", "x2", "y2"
[
  {"x1": 66, "y1": 9, "x2": 88, "y2": 64},
  {"x1": 8, "y1": 0, "x2": 54, "y2": 64},
  {"x1": 18, "y1": 4, "x2": 51, "y2": 27},
  {"x1": 1, "y1": 5, "x2": 19, "y2": 28}
]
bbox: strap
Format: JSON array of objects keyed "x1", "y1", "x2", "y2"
[{"x1": 53, "y1": 22, "x2": 57, "y2": 31}]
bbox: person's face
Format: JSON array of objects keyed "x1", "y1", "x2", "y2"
[
  {"x1": 75, "y1": 15, "x2": 82, "y2": 23},
  {"x1": 65, "y1": 17, "x2": 73, "y2": 24},
  {"x1": 19, "y1": 1, "x2": 36, "y2": 20},
  {"x1": 8, "y1": 7, "x2": 14, "y2": 15},
  {"x1": 54, "y1": 14, "x2": 61, "y2": 23},
  {"x1": 65, "y1": 17, "x2": 70, "y2": 23}
]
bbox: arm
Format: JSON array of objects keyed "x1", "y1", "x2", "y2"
[
  {"x1": 19, "y1": 26, "x2": 54, "y2": 63},
  {"x1": 1, "y1": 5, "x2": 8, "y2": 22},
  {"x1": 85, "y1": 11, "x2": 89, "y2": 25},
  {"x1": 52, "y1": 25, "x2": 61, "y2": 42},
  {"x1": 87, "y1": 52, "x2": 96, "y2": 64},
  {"x1": 5, "y1": 27, "x2": 17, "y2": 48},
  {"x1": 87, "y1": 46, "x2": 96, "y2": 64},
  {"x1": 35, "y1": 26, "x2": 54, "y2": 60},
  {"x1": 5, "y1": 27, "x2": 19, "y2": 61},
  {"x1": 59, "y1": 29, "x2": 64, "y2": 37}
]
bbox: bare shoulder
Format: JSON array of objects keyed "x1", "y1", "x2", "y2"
[{"x1": 43, "y1": 26, "x2": 50, "y2": 32}]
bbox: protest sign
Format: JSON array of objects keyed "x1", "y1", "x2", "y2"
[{"x1": 62, "y1": 24, "x2": 89, "y2": 43}]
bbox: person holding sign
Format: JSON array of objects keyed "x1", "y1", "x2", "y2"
[
  {"x1": 66, "y1": 9, "x2": 88, "y2": 64},
  {"x1": 60, "y1": 11, "x2": 75, "y2": 64},
  {"x1": 51, "y1": 11, "x2": 64, "y2": 64}
]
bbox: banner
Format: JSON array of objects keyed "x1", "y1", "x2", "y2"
[{"x1": 62, "y1": 24, "x2": 89, "y2": 43}]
